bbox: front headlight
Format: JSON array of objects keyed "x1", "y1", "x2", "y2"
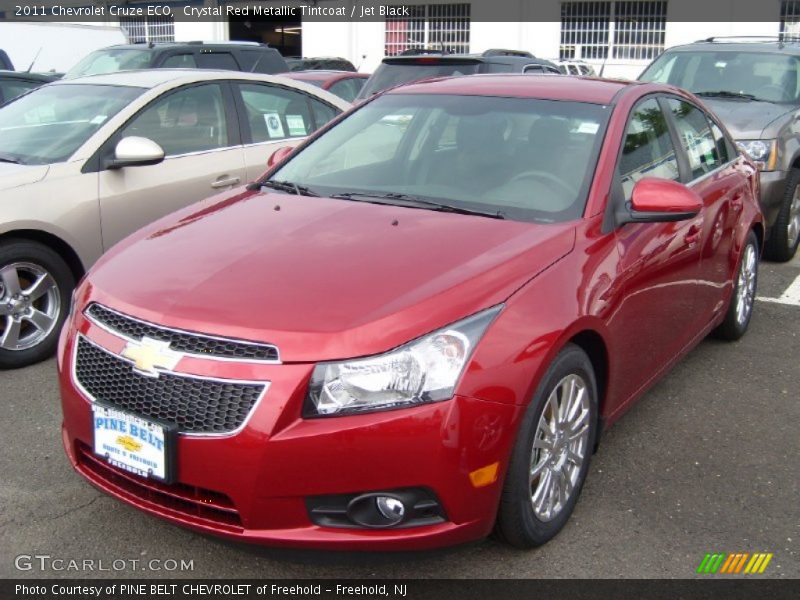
[
  {"x1": 736, "y1": 139, "x2": 778, "y2": 171},
  {"x1": 304, "y1": 306, "x2": 502, "y2": 417}
]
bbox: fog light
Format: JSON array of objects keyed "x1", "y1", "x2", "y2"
[{"x1": 376, "y1": 496, "x2": 405, "y2": 522}]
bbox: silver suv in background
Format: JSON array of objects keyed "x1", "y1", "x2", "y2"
[{"x1": 640, "y1": 38, "x2": 800, "y2": 262}]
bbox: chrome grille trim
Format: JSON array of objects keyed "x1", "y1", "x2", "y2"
[
  {"x1": 72, "y1": 334, "x2": 270, "y2": 438},
  {"x1": 84, "y1": 303, "x2": 281, "y2": 364}
]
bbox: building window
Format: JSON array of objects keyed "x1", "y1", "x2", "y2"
[
  {"x1": 385, "y1": 4, "x2": 471, "y2": 56},
  {"x1": 560, "y1": 1, "x2": 667, "y2": 61},
  {"x1": 120, "y1": 15, "x2": 175, "y2": 44},
  {"x1": 780, "y1": 1, "x2": 800, "y2": 40}
]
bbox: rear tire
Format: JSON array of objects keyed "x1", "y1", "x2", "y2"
[
  {"x1": 495, "y1": 344, "x2": 598, "y2": 548},
  {"x1": 0, "y1": 239, "x2": 74, "y2": 369},
  {"x1": 713, "y1": 230, "x2": 759, "y2": 341},
  {"x1": 764, "y1": 169, "x2": 800, "y2": 262}
]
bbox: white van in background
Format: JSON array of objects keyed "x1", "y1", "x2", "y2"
[{"x1": 0, "y1": 22, "x2": 128, "y2": 73}]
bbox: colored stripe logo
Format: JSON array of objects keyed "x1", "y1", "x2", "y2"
[{"x1": 697, "y1": 552, "x2": 773, "y2": 574}]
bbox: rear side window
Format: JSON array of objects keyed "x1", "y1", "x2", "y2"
[
  {"x1": 161, "y1": 54, "x2": 197, "y2": 68},
  {"x1": 239, "y1": 83, "x2": 323, "y2": 142},
  {"x1": 666, "y1": 99, "x2": 722, "y2": 179},
  {"x1": 196, "y1": 52, "x2": 239, "y2": 71},
  {"x1": 239, "y1": 49, "x2": 288, "y2": 74},
  {"x1": 524, "y1": 65, "x2": 545, "y2": 74},
  {"x1": 619, "y1": 98, "x2": 680, "y2": 199}
]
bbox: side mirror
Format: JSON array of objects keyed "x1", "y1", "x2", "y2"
[
  {"x1": 267, "y1": 145, "x2": 294, "y2": 169},
  {"x1": 105, "y1": 137, "x2": 165, "y2": 170},
  {"x1": 618, "y1": 178, "x2": 703, "y2": 225}
]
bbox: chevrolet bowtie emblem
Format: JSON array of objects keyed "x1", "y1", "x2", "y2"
[{"x1": 121, "y1": 337, "x2": 182, "y2": 377}]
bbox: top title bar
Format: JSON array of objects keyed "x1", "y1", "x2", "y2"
[{"x1": 0, "y1": 0, "x2": 792, "y2": 23}]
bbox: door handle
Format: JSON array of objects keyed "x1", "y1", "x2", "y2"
[
  {"x1": 684, "y1": 224, "x2": 702, "y2": 245},
  {"x1": 211, "y1": 176, "x2": 240, "y2": 189}
]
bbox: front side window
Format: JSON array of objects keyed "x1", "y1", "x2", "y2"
[
  {"x1": 0, "y1": 84, "x2": 143, "y2": 165},
  {"x1": 272, "y1": 93, "x2": 610, "y2": 223},
  {"x1": 666, "y1": 99, "x2": 722, "y2": 179},
  {"x1": 120, "y1": 84, "x2": 228, "y2": 156},
  {"x1": 640, "y1": 50, "x2": 800, "y2": 104},
  {"x1": 619, "y1": 98, "x2": 679, "y2": 199},
  {"x1": 65, "y1": 49, "x2": 152, "y2": 79}
]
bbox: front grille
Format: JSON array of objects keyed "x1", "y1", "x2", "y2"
[
  {"x1": 74, "y1": 337, "x2": 265, "y2": 434},
  {"x1": 76, "y1": 442, "x2": 242, "y2": 529},
  {"x1": 85, "y1": 303, "x2": 279, "y2": 362}
]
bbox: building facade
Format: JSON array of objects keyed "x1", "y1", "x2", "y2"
[{"x1": 6, "y1": 0, "x2": 799, "y2": 78}]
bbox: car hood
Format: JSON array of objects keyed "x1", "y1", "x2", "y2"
[
  {"x1": 86, "y1": 189, "x2": 576, "y2": 362},
  {"x1": 699, "y1": 98, "x2": 795, "y2": 139},
  {"x1": 0, "y1": 162, "x2": 49, "y2": 190}
]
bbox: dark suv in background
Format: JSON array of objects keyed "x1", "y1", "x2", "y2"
[
  {"x1": 356, "y1": 49, "x2": 560, "y2": 100},
  {"x1": 640, "y1": 38, "x2": 800, "y2": 261},
  {"x1": 64, "y1": 41, "x2": 288, "y2": 79}
]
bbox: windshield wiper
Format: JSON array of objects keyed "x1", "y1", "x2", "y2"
[
  {"x1": 330, "y1": 191, "x2": 506, "y2": 219},
  {"x1": 695, "y1": 90, "x2": 765, "y2": 102},
  {"x1": 253, "y1": 179, "x2": 320, "y2": 197},
  {"x1": 0, "y1": 153, "x2": 23, "y2": 165}
]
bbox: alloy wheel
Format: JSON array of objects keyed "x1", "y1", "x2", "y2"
[
  {"x1": 0, "y1": 262, "x2": 61, "y2": 351},
  {"x1": 735, "y1": 244, "x2": 757, "y2": 327},
  {"x1": 529, "y1": 373, "x2": 591, "y2": 522}
]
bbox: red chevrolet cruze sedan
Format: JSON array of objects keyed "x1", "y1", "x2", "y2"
[{"x1": 58, "y1": 75, "x2": 763, "y2": 550}]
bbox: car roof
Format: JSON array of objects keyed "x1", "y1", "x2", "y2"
[
  {"x1": 668, "y1": 41, "x2": 800, "y2": 55},
  {"x1": 51, "y1": 69, "x2": 298, "y2": 89},
  {"x1": 104, "y1": 42, "x2": 272, "y2": 51},
  {"x1": 284, "y1": 70, "x2": 368, "y2": 81},
  {"x1": 384, "y1": 54, "x2": 553, "y2": 65},
  {"x1": 390, "y1": 74, "x2": 635, "y2": 104}
]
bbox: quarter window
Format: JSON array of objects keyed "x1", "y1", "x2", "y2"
[
  {"x1": 619, "y1": 98, "x2": 680, "y2": 199},
  {"x1": 666, "y1": 99, "x2": 722, "y2": 179},
  {"x1": 120, "y1": 84, "x2": 229, "y2": 156}
]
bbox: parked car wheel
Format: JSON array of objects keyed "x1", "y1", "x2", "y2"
[
  {"x1": 712, "y1": 230, "x2": 759, "y2": 341},
  {"x1": 764, "y1": 169, "x2": 800, "y2": 262},
  {"x1": 495, "y1": 344, "x2": 598, "y2": 548},
  {"x1": 0, "y1": 240, "x2": 74, "y2": 369}
]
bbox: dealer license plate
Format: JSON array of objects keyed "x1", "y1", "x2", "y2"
[{"x1": 92, "y1": 404, "x2": 175, "y2": 482}]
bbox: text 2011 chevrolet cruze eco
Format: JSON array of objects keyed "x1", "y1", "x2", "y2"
[{"x1": 59, "y1": 75, "x2": 763, "y2": 550}]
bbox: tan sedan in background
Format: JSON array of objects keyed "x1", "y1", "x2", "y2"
[{"x1": 0, "y1": 69, "x2": 351, "y2": 368}]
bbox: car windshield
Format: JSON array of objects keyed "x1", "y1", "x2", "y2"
[
  {"x1": 271, "y1": 93, "x2": 609, "y2": 223},
  {"x1": 640, "y1": 50, "x2": 800, "y2": 104},
  {"x1": 64, "y1": 48, "x2": 152, "y2": 79},
  {"x1": 0, "y1": 84, "x2": 143, "y2": 165},
  {"x1": 357, "y1": 62, "x2": 481, "y2": 99}
]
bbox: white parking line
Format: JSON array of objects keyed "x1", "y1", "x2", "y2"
[{"x1": 758, "y1": 272, "x2": 800, "y2": 306}]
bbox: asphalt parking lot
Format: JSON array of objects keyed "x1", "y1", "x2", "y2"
[{"x1": 1, "y1": 254, "x2": 798, "y2": 580}]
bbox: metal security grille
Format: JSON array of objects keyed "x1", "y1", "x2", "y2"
[
  {"x1": 119, "y1": 15, "x2": 175, "y2": 43},
  {"x1": 385, "y1": 4, "x2": 471, "y2": 56},
  {"x1": 780, "y1": 1, "x2": 800, "y2": 41},
  {"x1": 560, "y1": 1, "x2": 667, "y2": 61}
]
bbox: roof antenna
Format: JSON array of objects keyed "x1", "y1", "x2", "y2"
[{"x1": 26, "y1": 47, "x2": 42, "y2": 73}]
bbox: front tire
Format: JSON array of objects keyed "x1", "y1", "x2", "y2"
[
  {"x1": 713, "y1": 230, "x2": 759, "y2": 341},
  {"x1": 0, "y1": 239, "x2": 75, "y2": 369},
  {"x1": 495, "y1": 344, "x2": 598, "y2": 548},
  {"x1": 764, "y1": 169, "x2": 800, "y2": 262}
]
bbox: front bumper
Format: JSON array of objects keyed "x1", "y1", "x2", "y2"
[{"x1": 58, "y1": 315, "x2": 520, "y2": 550}]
